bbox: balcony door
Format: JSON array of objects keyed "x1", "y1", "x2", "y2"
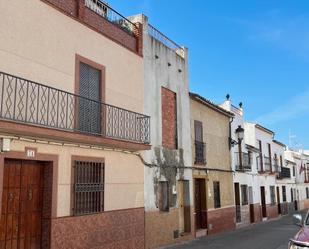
[{"x1": 79, "y1": 62, "x2": 101, "y2": 134}]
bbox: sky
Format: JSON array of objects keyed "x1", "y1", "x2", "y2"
[{"x1": 109, "y1": 0, "x2": 309, "y2": 149}]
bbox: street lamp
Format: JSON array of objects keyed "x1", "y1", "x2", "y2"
[
  {"x1": 235, "y1": 126, "x2": 245, "y2": 170},
  {"x1": 235, "y1": 125, "x2": 245, "y2": 142}
]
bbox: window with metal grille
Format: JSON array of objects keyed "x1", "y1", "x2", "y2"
[
  {"x1": 79, "y1": 62, "x2": 101, "y2": 134},
  {"x1": 282, "y1": 186, "x2": 287, "y2": 202},
  {"x1": 270, "y1": 186, "x2": 276, "y2": 205},
  {"x1": 213, "y1": 181, "x2": 221, "y2": 209},
  {"x1": 241, "y1": 185, "x2": 248, "y2": 205},
  {"x1": 73, "y1": 160, "x2": 104, "y2": 215}
]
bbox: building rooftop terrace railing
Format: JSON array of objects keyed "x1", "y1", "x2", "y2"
[
  {"x1": 85, "y1": 0, "x2": 138, "y2": 36},
  {"x1": 0, "y1": 71, "x2": 150, "y2": 144},
  {"x1": 147, "y1": 23, "x2": 185, "y2": 58}
]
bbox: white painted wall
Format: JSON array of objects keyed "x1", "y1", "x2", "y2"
[
  {"x1": 131, "y1": 14, "x2": 193, "y2": 212},
  {"x1": 220, "y1": 101, "x2": 261, "y2": 205}
]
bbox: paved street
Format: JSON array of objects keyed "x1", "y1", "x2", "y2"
[{"x1": 162, "y1": 210, "x2": 307, "y2": 249}]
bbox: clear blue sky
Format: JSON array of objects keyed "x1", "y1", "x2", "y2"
[{"x1": 109, "y1": 0, "x2": 309, "y2": 149}]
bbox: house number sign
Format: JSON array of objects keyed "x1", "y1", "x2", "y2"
[{"x1": 26, "y1": 149, "x2": 36, "y2": 158}]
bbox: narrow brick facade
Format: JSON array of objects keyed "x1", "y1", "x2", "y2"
[{"x1": 161, "y1": 87, "x2": 177, "y2": 149}]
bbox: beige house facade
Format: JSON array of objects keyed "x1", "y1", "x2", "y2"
[
  {"x1": 190, "y1": 93, "x2": 235, "y2": 237},
  {"x1": 0, "y1": 1, "x2": 149, "y2": 248}
]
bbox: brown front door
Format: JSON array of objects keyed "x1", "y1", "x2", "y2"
[
  {"x1": 234, "y1": 183, "x2": 241, "y2": 223},
  {"x1": 249, "y1": 187, "x2": 255, "y2": 223},
  {"x1": 276, "y1": 186, "x2": 281, "y2": 215},
  {"x1": 260, "y1": 186, "x2": 267, "y2": 218},
  {"x1": 0, "y1": 159, "x2": 44, "y2": 249},
  {"x1": 194, "y1": 179, "x2": 207, "y2": 230}
]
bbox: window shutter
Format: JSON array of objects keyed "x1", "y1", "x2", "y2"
[
  {"x1": 79, "y1": 63, "x2": 101, "y2": 134},
  {"x1": 194, "y1": 121, "x2": 203, "y2": 142}
]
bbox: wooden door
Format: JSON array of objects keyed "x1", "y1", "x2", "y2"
[
  {"x1": 234, "y1": 183, "x2": 241, "y2": 223},
  {"x1": 178, "y1": 180, "x2": 191, "y2": 234},
  {"x1": 248, "y1": 187, "x2": 255, "y2": 223},
  {"x1": 194, "y1": 179, "x2": 207, "y2": 230},
  {"x1": 0, "y1": 160, "x2": 44, "y2": 249},
  {"x1": 276, "y1": 186, "x2": 281, "y2": 215},
  {"x1": 260, "y1": 186, "x2": 267, "y2": 218}
]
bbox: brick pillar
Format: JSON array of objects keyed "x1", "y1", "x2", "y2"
[
  {"x1": 77, "y1": 0, "x2": 85, "y2": 20},
  {"x1": 135, "y1": 22, "x2": 143, "y2": 57}
]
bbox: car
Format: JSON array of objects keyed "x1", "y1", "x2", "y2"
[{"x1": 289, "y1": 213, "x2": 309, "y2": 249}]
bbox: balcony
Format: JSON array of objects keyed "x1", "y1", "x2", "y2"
[
  {"x1": 194, "y1": 141, "x2": 206, "y2": 165},
  {"x1": 278, "y1": 167, "x2": 291, "y2": 179},
  {"x1": 0, "y1": 71, "x2": 150, "y2": 145},
  {"x1": 85, "y1": 0, "x2": 137, "y2": 36},
  {"x1": 235, "y1": 152, "x2": 252, "y2": 171},
  {"x1": 147, "y1": 24, "x2": 185, "y2": 58}
]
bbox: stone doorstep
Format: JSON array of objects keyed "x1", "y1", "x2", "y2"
[{"x1": 195, "y1": 229, "x2": 207, "y2": 238}]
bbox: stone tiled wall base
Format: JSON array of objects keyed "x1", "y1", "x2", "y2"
[
  {"x1": 51, "y1": 208, "x2": 145, "y2": 249},
  {"x1": 252, "y1": 203, "x2": 262, "y2": 223},
  {"x1": 288, "y1": 202, "x2": 295, "y2": 213},
  {"x1": 303, "y1": 199, "x2": 309, "y2": 209},
  {"x1": 236, "y1": 205, "x2": 250, "y2": 228},
  {"x1": 266, "y1": 204, "x2": 278, "y2": 219},
  {"x1": 299, "y1": 200, "x2": 305, "y2": 210},
  {"x1": 207, "y1": 206, "x2": 236, "y2": 235},
  {"x1": 280, "y1": 202, "x2": 289, "y2": 215},
  {"x1": 145, "y1": 208, "x2": 193, "y2": 249}
]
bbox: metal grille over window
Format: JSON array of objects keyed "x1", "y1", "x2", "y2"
[
  {"x1": 213, "y1": 181, "x2": 221, "y2": 209},
  {"x1": 282, "y1": 186, "x2": 287, "y2": 202},
  {"x1": 241, "y1": 185, "x2": 248, "y2": 205},
  {"x1": 73, "y1": 160, "x2": 104, "y2": 215},
  {"x1": 270, "y1": 186, "x2": 276, "y2": 205}
]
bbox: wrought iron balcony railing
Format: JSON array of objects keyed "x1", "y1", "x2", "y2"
[
  {"x1": 194, "y1": 141, "x2": 206, "y2": 165},
  {"x1": 0, "y1": 71, "x2": 150, "y2": 144},
  {"x1": 278, "y1": 167, "x2": 291, "y2": 179},
  {"x1": 235, "y1": 152, "x2": 252, "y2": 171},
  {"x1": 85, "y1": 0, "x2": 138, "y2": 36},
  {"x1": 147, "y1": 24, "x2": 185, "y2": 58}
]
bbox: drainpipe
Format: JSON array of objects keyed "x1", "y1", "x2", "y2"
[{"x1": 229, "y1": 117, "x2": 234, "y2": 151}]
